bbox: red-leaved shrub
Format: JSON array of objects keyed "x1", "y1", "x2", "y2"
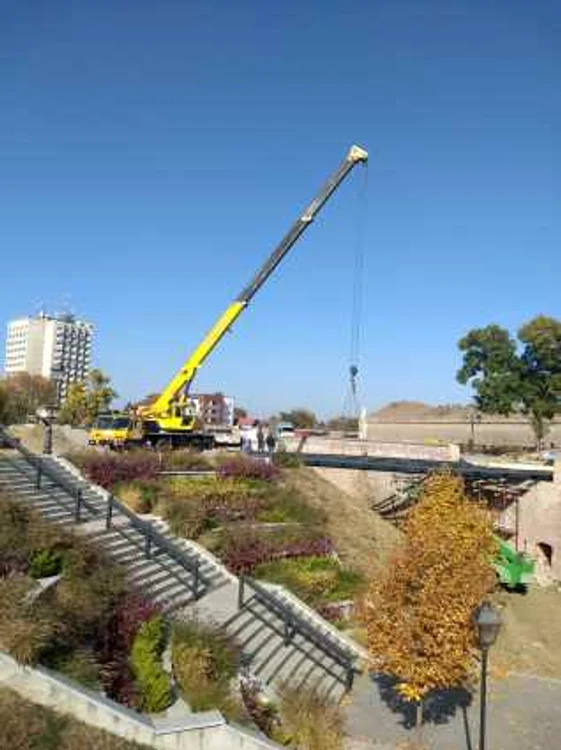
[
  {"x1": 80, "y1": 452, "x2": 160, "y2": 490},
  {"x1": 223, "y1": 531, "x2": 333, "y2": 575},
  {"x1": 217, "y1": 456, "x2": 278, "y2": 482},
  {"x1": 97, "y1": 593, "x2": 159, "y2": 707}
]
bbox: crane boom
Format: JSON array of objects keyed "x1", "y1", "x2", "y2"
[{"x1": 149, "y1": 144, "x2": 368, "y2": 418}]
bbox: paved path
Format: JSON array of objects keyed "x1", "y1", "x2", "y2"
[{"x1": 345, "y1": 671, "x2": 561, "y2": 750}]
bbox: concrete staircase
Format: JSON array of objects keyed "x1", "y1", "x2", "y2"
[{"x1": 0, "y1": 449, "x2": 365, "y2": 698}]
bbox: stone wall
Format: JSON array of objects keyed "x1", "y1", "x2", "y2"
[
  {"x1": 0, "y1": 652, "x2": 280, "y2": 750},
  {"x1": 366, "y1": 420, "x2": 561, "y2": 448},
  {"x1": 499, "y1": 463, "x2": 561, "y2": 584}
]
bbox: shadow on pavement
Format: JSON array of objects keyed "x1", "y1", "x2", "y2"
[{"x1": 371, "y1": 673, "x2": 474, "y2": 744}]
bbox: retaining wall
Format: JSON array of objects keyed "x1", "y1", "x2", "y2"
[
  {"x1": 366, "y1": 420, "x2": 561, "y2": 448},
  {"x1": 284, "y1": 436, "x2": 459, "y2": 462},
  {"x1": 0, "y1": 652, "x2": 279, "y2": 750}
]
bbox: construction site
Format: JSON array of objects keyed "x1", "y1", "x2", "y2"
[{"x1": 0, "y1": 144, "x2": 560, "y2": 750}]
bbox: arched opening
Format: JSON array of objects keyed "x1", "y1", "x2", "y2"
[{"x1": 537, "y1": 542, "x2": 553, "y2": 568}]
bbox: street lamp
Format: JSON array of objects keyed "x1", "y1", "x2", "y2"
[
  {"x1": 37, "y1": 404, "x2": 58, "y2": 455},
  {"x1": 474, "y1": 601, "x2": 502, "y2": 750}
]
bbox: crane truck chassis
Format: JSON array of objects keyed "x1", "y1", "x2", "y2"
[{"x1": 89, "y1": 144, "x2": 369, "y2": 450}]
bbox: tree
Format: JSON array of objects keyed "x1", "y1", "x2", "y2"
[
  {"x1": 58, "y1": 369, "x2": 117, "y2": 427},
  {"x1": 0, "y1": 374, "x2": 56, "y2": 425},
  {"x1": 457, "y1": 316, "x2": 561, "y2": 448},
  {"x1": 233, "y1": 406, "x2": 247, "y2": 423},
  {"x1": 57, "y1": 382, "x2": 88, "y2": 426},
  {"x1": 362, "y1": 472, "x2": 495, "y2": 729},
  {"x1": 326, "y1": 415, "x2": 359, "y2": 432},
  {"x1": 85, "y1": 369, "x2": 117, "y2": 424},
  {"x1": 278, "y1": 409, "x2": 317, "y2": 430}
]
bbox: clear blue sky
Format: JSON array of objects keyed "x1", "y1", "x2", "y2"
[{"x1": 1, "y1": 1, "x2": 560, "y2": 418}]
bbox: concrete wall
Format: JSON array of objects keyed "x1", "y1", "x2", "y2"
[
  {"x1": 0, "y1": 652, "x2": 280, "y2": 750},
  {"x1": 284, "y1": 435, "x2": 459, "y2": 462},
  {"x1": 498, "y1": 464, "x2": 561, "y2": 585},
  {"x1": 366, "y1": 420, "x2": 561, "y2": 448}
]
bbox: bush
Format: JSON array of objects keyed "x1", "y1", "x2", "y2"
[
  {"x1": 171, "y1": 620, "x2": 241, "y2": 717},
  {"x1": 256, "y1": 487, "x2": 326, "y2": 525},
  {"x1": 47, "y1": 648, "x2": 100, "y2": 689},
  {"x1": 217, "y1": 455, "x2": 278, "y2": 482},
  {"x1": 222, "y1": 528, "x2": 334, "y2": 575},
  {"x1": 0, "y1": 576, "x2": 58, "y2": 665},
  {"x1": 254, "y1": 556, "x2": 365, "y2": 608},
  {"x1": 130, "y1": 616, "x2": 172, "y2": 713},
  {"x1": 273, "y1": 451, "x2": 303, "y2": 469},
  {"x1": 160, "y1": 478, "x2": 270, "y2": 538},
  {"x1": 98, "y1": 593, "x2": 160, "y2": 708},
  {"x1": 117, "y1": 480, "x2": 160, "y2": 514},
  {"x1": 274, "y1": 681, "x2": 344, "y2": 750},
  {"x1": 161, "y1": 450, "x2": 212, "y2": 472},
  {"x1": 29, "y1": 548, "x2": 64, "y2": 579},
  {"x1": 78, "y1": 451, "x2": 160, "y2": 489},
  {"x1": 55, "y1": 545, "x2": 125, "y2": 632}
]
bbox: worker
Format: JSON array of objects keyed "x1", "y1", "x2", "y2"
[
  {"x1": 266, "y1": 430, "x2": 276, "y2": 454},
  {"x1": 257, "y1": 424, "x2": 265, "y2": 453}
]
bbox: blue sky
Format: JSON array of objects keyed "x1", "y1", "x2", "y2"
[{"x1": 1, "y1": 1, "x2": 560, "y2": 418}]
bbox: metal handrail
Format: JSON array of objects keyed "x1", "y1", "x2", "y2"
[
  {"x1": 0, "y1": 426, "x2": 98, "y2": 520},
  {"x1": 238, "y1": 575, "x2": 358, "y2": 690},
  {"x1": 0, "y1": 425, "x2": 207, "y2": 599},
  {"x1": 105, "y1": 495, "x2": 208, "y2": 599}
]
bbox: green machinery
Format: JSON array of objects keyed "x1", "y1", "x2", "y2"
[{"x1": 493, "y1": 536, "x2": 535, "y2": 589}]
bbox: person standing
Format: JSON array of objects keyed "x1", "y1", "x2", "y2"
[
  {"x1": 266, "y1": 430, "x2": 276, "y2": 454},
  {"x1": 257, "y1": 424, "x2": 265, "y2": 453}
]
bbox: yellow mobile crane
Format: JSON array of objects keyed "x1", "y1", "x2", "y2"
[{"x1": 89, "y1": 144, "x2": 368, "y2": 449}]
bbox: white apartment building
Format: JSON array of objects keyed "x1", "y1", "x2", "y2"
[{"x1": 4, "y1": 313, "x2": 93, "y2": 401}]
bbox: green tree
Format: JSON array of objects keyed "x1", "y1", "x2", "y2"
[
  {"x1": 457, "y1": 315, "x2": 561, "y2": 448},
  {"x1": 57, "y1": 383, "x2": 88, "y2": 426},
  {"x1": 278, "y1": 409, "x2": 317, "y2": 429},
  {"x1": 58, "y1": 369, "x2": 117, "y2": 427},
  {"x1": 85, "y1": 369, "x2": 117, "y2": 424}
]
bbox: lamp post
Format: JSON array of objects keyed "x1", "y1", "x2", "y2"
[
  {"x1": 37, "y1": 404, "x2": 58, "y2": 455},
  {"x1": 469, "y1": 410, "x2": 482, "y2": 450},
  {"x1": 474, "y1": 601, "x2": 502, "y2": 750}
]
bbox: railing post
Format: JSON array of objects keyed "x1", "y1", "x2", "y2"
[
  {"x1": 106, "y1": 495, "x2": 114, "y2": 530},
  {"x1": 238, "y1": 576, "x2": 245, "y2": 610},
  {"x1": 145, "y1": 528, "x2": 152, "y2": 558},
  {"x1": 345, "y1": 666, "x2": 355, "y2": 692},
  {"x1": 283, "y1": 613, "x2": 292, "y2": 646},
  {"x1": 74, "y1": 490, "x2": 82, "y2": 522},
  {"x1": 193, "y1": 559, "x2": 200, "y2": 599}
]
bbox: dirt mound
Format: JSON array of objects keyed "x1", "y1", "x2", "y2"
[
  {"x1": 287, "y1": 468, "x2": 402, "y2": 577},
  {"x1": 372, "y1": 401, "x2": 471, "y2": 421}
]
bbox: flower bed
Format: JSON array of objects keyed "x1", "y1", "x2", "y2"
[
  {"x1": 253, "y1": 556, "x2": 365, "y2": 609},
  {"x1": 0, "y1": 496, "x2": 171, "y2": 713}
]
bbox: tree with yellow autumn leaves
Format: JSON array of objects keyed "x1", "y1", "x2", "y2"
[{"x1": 363, "y1": 472, "x2": 496, "y2": 727}]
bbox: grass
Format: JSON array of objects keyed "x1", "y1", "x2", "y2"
[
  {"x1": 0, "y1": 687, "x2": 151, "y2": 750},
  {"x1": 253, "y1": 556, "x2": 365, "y2": 607},
  {"x1": 170, "y1": 620, "x2": 242, "y2": 719},
  {"x1": 272, "y1": 681, "x2": 345, "y2": 750}
]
